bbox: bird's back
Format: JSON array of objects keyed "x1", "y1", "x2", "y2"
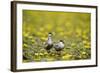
[{"x1": 54, "y1": 42, "x2": 64, "y2": 51}]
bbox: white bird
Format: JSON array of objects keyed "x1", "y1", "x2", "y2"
[
  {"x1": 54, "y1": 40, "x2": 64, "y2": 55},
  {"x1": 44, "y1": 33, "x2": 53, "y2": 53}
]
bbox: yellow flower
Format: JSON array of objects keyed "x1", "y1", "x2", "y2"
[
  {"x1": 24, "y1": 33, "x2": 28, "y2": 37},
  {"x1": 79, "y1": 55, "x2": 82, "y2": 58},
  {"x1": 31, "y1": 39, "x2": 35, "y2": 43},
  {"x1": 44, "y1": 52, "x2": 48, "y2": 55},
  {"x1": 35, "y1": 53, "x2": 39, "y2": 56},
  {"x1": 83, "y1": 40, "x2": 87, "y2": 44},
  {"x1": 83, "y1": 41, "x2": 91, "y2": 48},
  {"x1": 41, "y1": 37, "x2": 47, "y2": 41},
  {"x1": 56, "y1": 27, "x2": 63, "y2": 32},
  {"x1": 28, "y1": 36, "x2": 33, "y2": 39},
  {"x1": 84, "y1": 45, "x2": 90, "y2": 49},
  {"x1": 45, "y1": 24, "x2": 52, "y2": 31},
  {"x1": 39, "y1": 53, "x2": 44, "y2": 56},
  {"x1": 82, "y1": 52, "x2": 86, "y2": 55},
  {"x1": 40, "y1": 27, "x2": 44, "y2": 31},
  {"x1": 71, "y1": 43, "x2": 76, "y2": 47},
  {"x1": 47, "y1": 58, "x2": 54, "y2": 61},
  {"x1": 76, "y1": 29, "x2": 81, "y2": 34},
  {"x1": 87, "y1": 42, "x2": 90, "y2": 46},
  {"x1": 82, "y1": 35, "x2": 88, "y2": 39},
  {"x1": 34, "y1": 58, "x2": 41, "y2": 61},
  {"x1": 65, "y1": 22, "x2": 71, "y2": 27},
  {"x1": 23, "y1": 44, "x2": 28, "y2": 47},
  {"x1": 37, "y1": 32, "x2": 43, "y2": 36},
  {"x1": 62, "y1": 54, "x2": 72, "y2": 60},
  {"x1": 83, "y1": 30, "x2": 88, "y2": 35},
  {"x1": 59, "y1": 32, "x2": 64, "y2": 36}
]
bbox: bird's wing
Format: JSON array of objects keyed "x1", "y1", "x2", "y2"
[
  {"x1": 54, "y1": 43, "x2": 59, "y2": 49},
  {"x1": 59, "y1": 43, "x2": 64, "y2": 48}
]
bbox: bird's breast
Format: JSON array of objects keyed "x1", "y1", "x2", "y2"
[
  {"x1": 47, "y1": 39, "x2": 52, "y2": 45},
  {"x1": 57, "y1": 42, "x2": 64, "y2": 48}
]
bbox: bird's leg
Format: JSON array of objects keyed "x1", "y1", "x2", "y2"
[
  {"x1": 47, "y1": 50, "x2": 50, "y2": 53},
  {"x1": 55, "y1": 51, "x2": 62, "y2": 60},
  {"x1": 57, "y1": 51, "x2": 61, "y2": 56}
]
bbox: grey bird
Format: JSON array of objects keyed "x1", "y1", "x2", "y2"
[
  {"x1": 54, "y1": 40, "x2": 64, "y2": 55},
  {"x1": 44, "y1": 33, "x2": 53, "y2": 53}
]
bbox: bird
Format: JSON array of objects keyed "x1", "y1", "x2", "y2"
[
  {"x1": 54, "y1": 40, "x2": 65, "y2": 55},
  {"x1": 44, "y1": 33, "x2": 53, "y2": 53}
]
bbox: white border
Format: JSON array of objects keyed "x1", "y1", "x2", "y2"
[{"x1": 17, "y1": 3, "x2": 96, "y2": 69}]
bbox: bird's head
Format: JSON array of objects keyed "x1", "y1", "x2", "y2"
[
  {"x1": 59, "y1": 40, "x2": 64, "y2": 43},
  {"x1": 48, "y1": 32, "x2": 52, "y2": 37}
]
